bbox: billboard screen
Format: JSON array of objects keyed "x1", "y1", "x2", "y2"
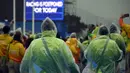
[{"x1": 26, "y1": 0, "x2": 64, "y2": 20}]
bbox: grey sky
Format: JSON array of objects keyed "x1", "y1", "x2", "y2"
[{"x1": 75, "y1": 0, "x2": 130, "y2": 24}]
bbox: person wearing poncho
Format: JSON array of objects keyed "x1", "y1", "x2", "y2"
[
  {"x1": 20, "y1": 17, "x2": 80, "y2": 73},
  {"x1": 82, "y1": 25, "x2": 122, "y2": 73}
]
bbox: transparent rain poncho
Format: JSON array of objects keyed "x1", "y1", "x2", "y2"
[
  {"x1": 82, "y1": 26, "x2": 123, "y2": 73},
  {"x1": 109, "y1": 24, "x2": 126, "y2": 73},
  {"x1": 20, "y1": 17, "x2": 80, "y2": 73},
  {"x1": 82, "y1": 36, "x2": 123, "y2": 73},
  {"x1": 109, "y1": 24, "x2": 126, "y2": 55}
]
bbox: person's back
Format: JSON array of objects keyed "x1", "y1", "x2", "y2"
[
  {"x1": 0, "y1": 25, "x2": 13, "y2": 73},
  {"x1": 86, "y1": 36, "x2": 122, "y2": 73},
  {"x1": 119, "y1": 14, "x2": 130, "y2": 52},
  {"x1": 0, "y1": 26, "x2": 13, "y2": 56},
  {"x1": 8, "y1": 31, "x2": 25, "y2": 63},
  {"x1": 119, "y1": 14, "x2": 130, "y2": 73},
  {"x1": 83, "y1": 25, "x2": 122, "y2": 73},
  {"x1": 0, "y1": 34, "x2": 13, "y2": 56},
  {"x1": 29, "y1": 36, "x2": 76, "y2": 73},
  {"x1": 20, "y1": 17, "x2": 80, "y2": 73},
  {"x1": 110, "y1": 33, "x2": 126, "y2": 53},
  {"x1": 8, "y1": 32, "x2": 25, "y2": 73},
  {"x1": 66, "y1": 33, "x2": 80, "y2": 64},
  {"x1": 109, "y1": 24, "x2": 126, "y2": 55},
  {"x1": 9, "y1": 40, "x2": 25, "y2": 63},
  {"x1": 0, "y1": 25, "x2": 13, "y2": 56}
]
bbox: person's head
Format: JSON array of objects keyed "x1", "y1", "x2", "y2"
[
  {"x1": 2, "y1": 25, "x2": 10, "y2": 34},
  {"x1": 96, "y1": 24, "x2": 99, "y2": 27},
  {"x1": 88, "y1": 24, "x2": 95, "y2": 33},
  {"x1": 70, "y1": 32, "x2": 76, "y2": 38},
  {"x1": 13, "y1": 31, "x2": 23, "y2": 43},
  {"x1": 9, "y1": 31, "x2": 14, "y2": 37},
  {"x1": 99, "y1": 25, "x2": 109, "y2": 35},
  {"x1": 110, "y1": 24, "x2": 117, "y2": 33},
  {"x1": 16, "y1": 28, "x2": 22, "y2": 34},
  {"x1": 41, "y1": 17, "x2": 57, "y2": 33}
]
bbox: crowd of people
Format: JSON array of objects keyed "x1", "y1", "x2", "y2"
[{"x1": 0, "y1": 14, "x2": 130, "y2": 73}]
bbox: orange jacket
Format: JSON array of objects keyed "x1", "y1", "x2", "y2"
[
  {"x1": 66, "y1": 38, "x2": 80, "y2": 63},
  {"x1": 9, "y1": 40, "x2": 25, "y2": 63},
  {"x1": 119, "y1": 17, "x2": 130, "y2": 38},
  {"x1": 0, "y1": 34, "x2": 13, "y2": 56},
  {"x1": 119, "y1": 17, "x2": 130, "y2": 52}
]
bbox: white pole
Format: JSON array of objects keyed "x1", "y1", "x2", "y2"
[
  {"x1": 32, "y1": 0, "x2": 35, "y2": 34},
  {"x1": 23, "y1": 0, "x2": 26, "y2": 35},
  {"x1": 13, "y1": 0, "x2": 16, "y2": 31}
]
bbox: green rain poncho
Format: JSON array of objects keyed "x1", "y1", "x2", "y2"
[
  {"x1": 20, "y1": 17, "x2": 80, "y2": 73},
  {"x1": 82, "y1": 35, "x2": 123, "y2": 73},
  {"x1": 110, "y1": 33, "x2": 126, "y2": 55},
  {"x1": 109, "y1": 24, "x2": 126, "y2": 55}
]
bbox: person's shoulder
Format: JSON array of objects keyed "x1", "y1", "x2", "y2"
[
  {"x1": 16, "y1": 42, "x2": 24, "y2": 47},
  {"x1": 0, "y1": 34, "x2": 3, "y2": 38},
  {"x1": 111, "y1": 33, "x2": 124, "y2": 39},
  {"x1": 108, "y1": 39, "x2": 117, "y2": 45},
  {"x1": 0, "y1": 34, "x2": 2, "y2": 36},
  {"x1": 53, "y1": 38, "x2": 67, "y2": 47},
  {"x1": 111, "y1": 33, "x2": 121, "y2": 37},
  {"x1": 55, "y1": 38, "x2": 65, "y2": 43},
  {"x1": 116, "y1": 33, "x2": 124, "y2": 38}
]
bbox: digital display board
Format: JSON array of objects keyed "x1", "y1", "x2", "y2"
[{"x1": 26, "y1": 0, "x2": 64, "y2": 20}]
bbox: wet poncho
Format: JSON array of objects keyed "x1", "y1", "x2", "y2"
[
  {"x1": 109, "y1": 24, "x2": 126, "y2": 55},
  {"x1": 20, "y1": 17, "x2": 80, "y2": 73},
  {"x1": 83, "y1": 35, "x2": 123, "y2": 73}
]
